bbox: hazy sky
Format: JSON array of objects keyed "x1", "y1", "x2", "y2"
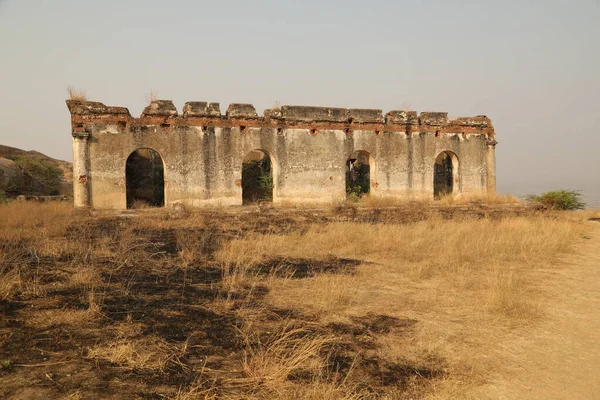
[{"x1": 0, "y1": 0, "x2": 598, "y2": 206}]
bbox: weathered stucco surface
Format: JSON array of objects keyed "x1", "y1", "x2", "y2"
[{"x1": 66, "y1": 100, "x2": 497, "y2": 209}]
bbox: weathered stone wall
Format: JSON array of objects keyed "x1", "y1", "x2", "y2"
[{"x1": 66, "y1": 100, "x2": 497, "y2": 209}]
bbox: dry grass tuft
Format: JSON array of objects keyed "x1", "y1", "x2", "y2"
[
  {"x1": 60, "y1": 391, "x2": 83, "y2": 400},
  {"x1": 146, "y1": 89, "x2": 159, "y2": 104},
  {"x1": 172, "y1": 384, "x2": 219, "y2": 400},
  {"x1": 69, "y1": 267, "x2": 101, "y2": 288},
  {"x1": 67, "y1": 86, "x2": 87, "y2": 101},
  {"x1": 224, "y1": 323, "x2": 335, "y2": 396},
  {"x1": 130, "y1": 199, "x2": 152, "y2": 209},
  {"x1": 0, "y1": 269, "x2": 21, "y2": 301},
  {"x1": 87, "y1": 336, "x2": 183, "y2": 372},
  {"x1": 27, "y1": 308, "x2": 99, "y2": 329},
  {"x1": 484, "y1": 267, "x2": 540, "y2": 319},
  {"x1": 27, "y1": 290, "x2": 101, "y2": 329}
]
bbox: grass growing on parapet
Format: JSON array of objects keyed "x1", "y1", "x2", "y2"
[
  {"x1": 67, "y1": 86, "x2": 87, "y2": 101},
  {"x1": 527, "y1": 190, "x2": 586, "y2": 210},
  {"x1": 145, "y1": 89, "x2": 159, "y2": 104}
]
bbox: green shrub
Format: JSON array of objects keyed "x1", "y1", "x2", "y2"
[
  {"x1": 527, "y1": 190, "x2": 586, "y2": 210},
  {"x1": 11, "y1": 157, "x2": 63, "y2": 195},
  {"x1": 242, "y1": 154, "x2": 273, "y2": 204}
]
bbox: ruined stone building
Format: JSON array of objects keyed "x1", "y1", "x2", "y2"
[{"x1": 66, "y1": 100, "x2": 497, "y2": 209}]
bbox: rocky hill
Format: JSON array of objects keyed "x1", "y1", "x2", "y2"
[{"x1": 0, "y1": 145, "x2": 72, "y2": 197}]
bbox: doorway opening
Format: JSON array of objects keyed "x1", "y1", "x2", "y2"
[
  {"x1": 242, "y1": 150, "x2": 273, "y2": 205},
  {"x1": 346, "y1": 150, "x2": 371, "y2": 199},
  {"x1": 434, "y1": 151, "x2": 458, "y2": 199},
  {"x1": 126, "y1": 148, "x2": 165, "y2": 208}
]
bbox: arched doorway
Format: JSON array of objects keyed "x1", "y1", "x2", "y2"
[
  {"x1": 346, "y1": 150, "x2": 372, "y2": 199},
  {"x1": 242, "y1": 150, "x2": 273, "y2": 205},
  {"x1": 434, "y1": 151, "x2": 458, "y2": 199},
  {"x1": 126, "y1": 148, "x2": 165, "y2": 208}
]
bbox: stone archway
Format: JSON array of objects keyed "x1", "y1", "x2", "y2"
[
  {"x1": 346, "y1": 150, "x2": 372, "y2": 199},
  {"x1": 434, "y1": 151, "x2": 458, "y2": 199},
  {"x1": 126, "y1": 148, "x2": 165, "y2": 208},
  {"x1": 242, "y1": 150, "x2": 273, "y2": 205}
]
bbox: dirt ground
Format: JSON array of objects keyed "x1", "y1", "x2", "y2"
[{"x1": 472, "y1": 220, "x2": 600, "y2": 400}]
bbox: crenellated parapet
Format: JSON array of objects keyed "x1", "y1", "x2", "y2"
[{"x1": 66, "y1": 100, "x2": 495, "y2": 138}]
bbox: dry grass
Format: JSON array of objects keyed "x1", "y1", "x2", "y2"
[
  {"x1": 218, "y1": 216, "x2": 579, "y2": 270},
  {"x1": 67, "y1": 86, "x2": 87, "y2": 101},
  {"x1": 27, "y1": 307, "x2": 99, "y2": 329},
  {"x1": 433, "y1": 192, "x2": 521, "y2": 205},
  {"x1": 130, "y1": 199, "x2": 152, "y2": 209},
  {"x1": 0, "y1": 201, "x2": 73, "y2": 241},
  {"x1": 146, "y1": 89, "x2": 159, "y2": 103},
  {"x1": 357, "y1": 193, "x2": 520, "y2": 208},
  {"x1": 68, "y1": 267, "x2": 101, "y2": 288},
  {"x1": 0, "y1": 201, "x2": 593, "y2": 399},
  {"x1": 0, "y1": 269, "x2": 20, "y2": 301},
  {"x1": 239, "y1": 325, "x2": 331, "y2": 387},
  {"x1": 218, "y1": 216, "x2": 585, "y2": 326},
  {"x1": 26, "y1": 290, "x2": 101, "y2": 329},
  {"x1": 86, "y1": 336, "x2": 183, "y2": 372},
  {"x1": 268, "y1": 273, "x2": 365, "y2": 315}
]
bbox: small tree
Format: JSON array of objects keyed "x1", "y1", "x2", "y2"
[
  {"x1": 527, "y1": 190, "x2": 586, "y2": 210},
  {"x1": 10, "y1": 157, "x2": 63, "y2": 195}
]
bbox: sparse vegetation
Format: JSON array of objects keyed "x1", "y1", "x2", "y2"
[
  {"x1": 67, "y1": 86, "x2": 87, "y2": 101},
  {"x1": 146, "y1": 89, "x2": 159, "y2": 103},
  {"x1": 7, "y1": 156, "x2": 63, "y2": 195},
  {"x1": 242, "y1": 151, "x2": 273, "y2": 204},
  {"x1": 527, "y1": 189, "x2": 586, "y2": 210},
  {"x1": 0, "y1": 202, "x2": 592, "y2": 398}
]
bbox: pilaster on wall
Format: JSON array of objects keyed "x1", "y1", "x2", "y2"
[
  {"x1": 72, "y1": 132, "x2": 90, "y2": 208},
  {"x1": 486, "y1": 139, "x2": 498, "y2": 195}
]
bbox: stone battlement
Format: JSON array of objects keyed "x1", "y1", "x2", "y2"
[{"x1": 66, "y1": 100, "x2": 494, "y2": 137}]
